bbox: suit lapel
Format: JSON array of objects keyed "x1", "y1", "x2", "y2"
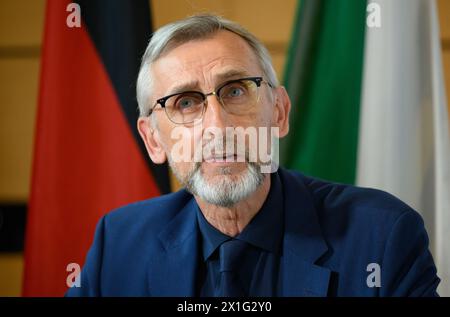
[
  {"x1": 278, "y1": 169, "x2": 332, "y2": 296},
  {"x1": 147, "y1": 197, "x2": 201, "y2": 296}
]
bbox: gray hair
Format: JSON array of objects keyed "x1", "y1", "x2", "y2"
[{"x1": 136, "y1": 14, "x2": 279, "y2": 117}]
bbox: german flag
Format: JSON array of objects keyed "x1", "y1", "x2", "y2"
[{"x1": 23, "y1": 0, "x2": 169, "y2": 296}]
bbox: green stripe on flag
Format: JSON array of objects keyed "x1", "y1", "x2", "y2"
[{"x1": 282, "y1": 0, "x2": 367, "y2": 184}]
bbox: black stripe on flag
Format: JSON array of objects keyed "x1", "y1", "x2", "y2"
[{"x1": 76, "y1": 0, "x2": 170, "y2": 194}]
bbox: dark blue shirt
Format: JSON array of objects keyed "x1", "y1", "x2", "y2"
[{"x1": 196, "y1": 172, "x2": 284, "y2": 296}]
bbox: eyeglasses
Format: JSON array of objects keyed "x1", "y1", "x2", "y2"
[{"x1": 148, "y1": 77, "x2": 272, "y2": 124}]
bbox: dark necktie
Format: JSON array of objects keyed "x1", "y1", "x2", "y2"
[{"x1": 218, "y1": 239, "x2": 247, "y2": 297}]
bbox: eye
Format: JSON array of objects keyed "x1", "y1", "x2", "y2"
[
  {"x1": 228, "y1": 87, "x2": 244, "y2": 97},
  {"x1": 172, "y1": 93, "x2": 203, "y2": 112},
  {"x1": 221, "y1": 82, "x2": 248, "y2": 99},
  {"x1": 178, "y1": 97, "x2": 194, "y2": 109}
]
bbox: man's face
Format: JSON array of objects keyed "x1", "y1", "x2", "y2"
[{"x1": 139, "y1": 30, "x2": 289, "y2": 206}]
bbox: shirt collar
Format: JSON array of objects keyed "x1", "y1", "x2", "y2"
[{"x1": 196, "y1": 171, "x2": 284, "y2": 261}]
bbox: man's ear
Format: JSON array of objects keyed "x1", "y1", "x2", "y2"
[
  {"x1": 137, "y1": 117, "x2": 167, "y2": 164},
  {"x1": 273, "y1": 86, "x2": 291, "y2": 138}
]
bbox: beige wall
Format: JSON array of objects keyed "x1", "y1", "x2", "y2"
[
  {"x1": 439, "y1": 0, "x2": 450, "y2": 110},
  {"x1": 0, "y1": 1, "x2": 45, "y2": 296},
  {"x1": 0, "y1": 1, "x2": 44, "y2": 202},
  {"x1": 152, "y1": 0, "x2": 296, "y2": 78},
  {"x1": 0, "y1": 0, "x2": 449, "y2": 296}
]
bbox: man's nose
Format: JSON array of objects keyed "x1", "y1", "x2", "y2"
[{"x1": 202, "y1": 94, "x2": 230, "y2": 130}]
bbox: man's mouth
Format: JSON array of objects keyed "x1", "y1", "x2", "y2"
[{"x1": 204, "y1": 153, "x2": 245, "y2": 163}]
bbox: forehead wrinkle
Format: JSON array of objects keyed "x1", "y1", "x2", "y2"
[{"x1": 153, "y1": 31, "x2": 263, "y2": 97}]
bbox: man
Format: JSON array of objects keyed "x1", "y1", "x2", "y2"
[{"x1": 66, "y1": 14, "x2": 439, "y2": 297}]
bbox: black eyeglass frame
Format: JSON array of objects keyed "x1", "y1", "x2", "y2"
[{"x1": 147, "y1": 76, "x2": 273, "y2": 124}]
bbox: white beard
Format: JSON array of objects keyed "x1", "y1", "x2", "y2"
[{"x1": 169, "y1": 160, "x2": 265, "y2": 207}]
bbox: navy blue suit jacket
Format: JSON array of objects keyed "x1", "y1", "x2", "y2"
[{"x1": 66, "y1": 168, "x2": 440, "y2": 296}]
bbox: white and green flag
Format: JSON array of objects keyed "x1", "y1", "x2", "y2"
[{"x1": 282, "y1": 0, "x2": 450, "y2": 295}]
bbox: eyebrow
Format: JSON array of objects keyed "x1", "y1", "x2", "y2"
[
  {"x1": 215, "y1": 69, "x2": 251, "y2": 83},
  {"x1": 167, "y1": 69, "x2": 252, "y2": 95}
]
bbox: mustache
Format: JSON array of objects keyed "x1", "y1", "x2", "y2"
[{"x1": 194, "y1": 136, "x2": 250, "y2": 161}]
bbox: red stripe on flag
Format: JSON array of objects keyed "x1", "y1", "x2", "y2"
[{"x1": 23, "y1": 0, "x2": 160, "y2": 296}]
